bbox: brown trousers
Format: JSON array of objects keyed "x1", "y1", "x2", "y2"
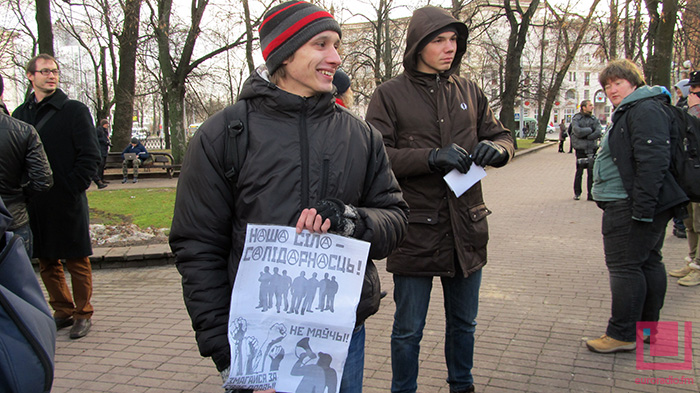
[{"x1": 39, "y1": 257, "x2": 94, "y2": 319}]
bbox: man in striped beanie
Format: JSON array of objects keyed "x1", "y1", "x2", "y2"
[{"x1": 170, "y1": 1, "x2": 409, "y2": 393}]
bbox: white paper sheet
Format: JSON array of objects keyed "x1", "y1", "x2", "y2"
[
  {"x1": 224, "y1": 224, "x2": 370, "y2": 393},
  {"x1": 443, "y1": 163, "x2": 487, "y2": 197}
]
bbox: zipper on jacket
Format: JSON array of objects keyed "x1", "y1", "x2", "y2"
[
  {"x1": 319, "y1": 158, "x2": 330, "y2": 199},
  {"x1": 299, "y1": 100, "x2": 310, "y2": 206}
]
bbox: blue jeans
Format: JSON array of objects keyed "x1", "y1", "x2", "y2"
[
  {"x1": 13, "y1": 222, "x2": 33, "y2": 259},
  {"x1": 391, "y1": 271, "x2": 482, "y2": 393},
  {"x1": 339, "y1": 324, "x2": 365, "y2": 393},
  {"x1": 598, "y1": 199, "x2": 673, "y2": 342}
]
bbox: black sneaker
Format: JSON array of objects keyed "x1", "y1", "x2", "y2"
[
  {"x1": 573, "y1": 195, "x2": 581, "y2": 200},
  {"x1": 673, "y1": 228, "x2": 687, "y2": 239},
  {"x1": 450, "y1": 385, "x2": 475, "y2": 393},
  {"x1": 121, "y1": 177, "x2": 128, "y2": 184}
]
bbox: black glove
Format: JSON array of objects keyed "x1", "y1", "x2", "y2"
[
  {"x1": 472, "y1": 140, "x2": 507, "y2": 167},
  {"x1": 428, "y1": 143, "x2": 472, "y2": 174},
  {"x1": 313, "y1": 198, "x2": 364, "y2": 237}
]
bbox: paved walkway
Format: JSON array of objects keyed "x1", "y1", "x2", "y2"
[{"x1": 49, "y1": 143, "x2": 699, "y2": 392}]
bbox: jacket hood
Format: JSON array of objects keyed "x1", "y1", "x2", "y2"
[
  {"x1": 675, "y1": 79, "x2": 690, "y2": 98},
  {"x1": 237, "y1": 65, "x2": 336, "y2": 116},
  {"x1": 619, "y1": 85, "x2": 670, "y2": 107},
  {"x1": 403, "y1": 6, "x2": 468, "y2": 77}
]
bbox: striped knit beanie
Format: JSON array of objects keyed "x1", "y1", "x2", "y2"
[{"x1": 259, "y1": 1, "x2": 342, "y2": 75}]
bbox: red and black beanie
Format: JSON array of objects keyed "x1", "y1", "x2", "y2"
[{"x1": 259, "y1": 1, "x2": 342, "y2": 75}]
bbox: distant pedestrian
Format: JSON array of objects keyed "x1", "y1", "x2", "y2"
[
  {"x1": 12, "y1": 54, "x2": 100, "y2": 339},
  {"x1": 558, "y1": 120, "x2": 567, "y2": 153},
  {"x1": 0, "y1": 73, "x2": 53, "y2": 257},
  {"x1": 91, "y1": 119, "x2": 110, "y2": 189},
  {"x1": 571, "y1": 100, "x2": 601, "y2": 201}
]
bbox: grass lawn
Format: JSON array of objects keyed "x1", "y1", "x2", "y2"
[
  {"x1": 515, "y1": 138, "x2": 534, "y2": 150},
  {"x1": 87, "y1": 188, "x2": 176, "y2": 230}
]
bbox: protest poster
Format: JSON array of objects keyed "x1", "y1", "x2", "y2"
[{"x1": 223, "y1": 224, "x2": 370, "y2": 393}]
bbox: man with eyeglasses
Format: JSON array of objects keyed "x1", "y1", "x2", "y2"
[{"x1": 12, "y1": 54, "x2": 100, "y2": 339}]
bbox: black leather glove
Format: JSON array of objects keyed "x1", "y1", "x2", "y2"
[
  {"x1": 428, "y1": 143, "x2": 472, "y2": 174},
  {"x1": 313, "y1": 198, "x2": 364, "y2": 237},
  {"x1": 472, "y1": 140, "x2": 507, "y2": 167}
]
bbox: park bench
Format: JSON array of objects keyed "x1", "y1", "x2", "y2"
[{"x1": 104, "y1": 152, "x2": 180, "y2": 178}]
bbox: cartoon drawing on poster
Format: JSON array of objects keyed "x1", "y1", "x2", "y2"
[{"x1": 223, "y1": 224, "x2": 370, "y2": 393}]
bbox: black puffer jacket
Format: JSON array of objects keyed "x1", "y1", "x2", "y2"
[
  {"x1": 607, "y1": 90, "x2": 688, "y2": 219},
  {"x1": 170, "y1": 68, "x2": 408, "y2": 371},
  {"x1": 0, "y1": 113, "x2": 53, "y2": 230}
]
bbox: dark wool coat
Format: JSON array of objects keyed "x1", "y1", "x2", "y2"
[
  {"x1": 169, "y1": 69, "x2": 409, "y2": 371},
  {"x1": 13, "y1": 89, "x2": 99, "y2": 259},
  {"x1": 366, "y1": 6, "x2": 515, "y2": 278}
]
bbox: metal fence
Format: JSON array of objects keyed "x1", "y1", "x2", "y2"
[{"x1": 144, "y1": 137, "x2": 165, "y2": 150}]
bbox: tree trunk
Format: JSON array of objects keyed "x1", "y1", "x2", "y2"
[
  {"x1": 499, "y1": 0, "x2": 540, "y2": 148},
  {"x1": 112, "y1": 0, "x2": 142, "y2": 153},
  {"x1": 610, "y1": 0, "x2": 618, "y2": 58},
  {"x1": 242, "y1": 0, "x2": 255, "y2": 76},
  {"x1": 645, "y1": 0, "x2": 678, "y2": 88},
  {"x1": 96, "y1": 46, "x2": 110, "y2": 123},
  {"x1": 166, "y1": 84, "x2": 186, "y2": 161},
  {"x1": 36, "y1": 0, "x2": 54, "y2": 56},
  {"x1": 535, "y1": 0, "x2": 603, "y2": 143}
]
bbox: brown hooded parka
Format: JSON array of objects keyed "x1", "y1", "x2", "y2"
[{"x1": 366, "y1": 6, "x2": 514, "y2": 277}]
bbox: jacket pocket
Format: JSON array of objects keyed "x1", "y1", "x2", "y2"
[
  {"x1": 466, "y1": 204, "x2": 491, "y2": 250},
  {"x1": 396, "y1": 209, "x2": 441, "y2": 257}
]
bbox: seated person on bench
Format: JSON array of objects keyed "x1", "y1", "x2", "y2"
[{"x1": 121, "y1": 137, "x2": 149, "y2": 183}]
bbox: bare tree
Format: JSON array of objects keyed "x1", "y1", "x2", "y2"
[
  {"x1": 533, "y1": 0, "x2": 602, "y2": 143},
  {"x1": 497, "y1": 0, "x2": 540, "y2": 148},
  {"x1": 149, "y1": 0, "x2": 258, "y2": 163}
]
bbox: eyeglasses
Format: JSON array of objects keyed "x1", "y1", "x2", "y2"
[{"x1": 35, "y1": 69, "x2": 60, "y2": 76}]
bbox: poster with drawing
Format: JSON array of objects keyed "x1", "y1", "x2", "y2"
[{"x1": 223, "y1": 224, "x2": 370, "y2": 393}]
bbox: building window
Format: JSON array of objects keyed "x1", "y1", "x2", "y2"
[
  {"x1": 569, "y1": 72, "x2": 576, "y2": 82},
  {"x1": 566, "y1": 89, "x2": 576, "y2": 100},
  {"x1": 584, "y1": 90, "x2": 590, "y2": 100},
  {"x1": 565, "y1": 108, "x2": 574, "y2": 123},
  {"x1": 585, "y1": 72, "x2": 590, "y2": 86}
]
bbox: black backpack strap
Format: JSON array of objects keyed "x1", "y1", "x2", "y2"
[{"x1": 222, "y1": 100, "x2": 249, "y2": 188}]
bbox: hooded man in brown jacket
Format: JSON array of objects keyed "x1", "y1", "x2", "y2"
[{"x1": 366, "y1": 6, "x2": 514, "y2": 393}]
